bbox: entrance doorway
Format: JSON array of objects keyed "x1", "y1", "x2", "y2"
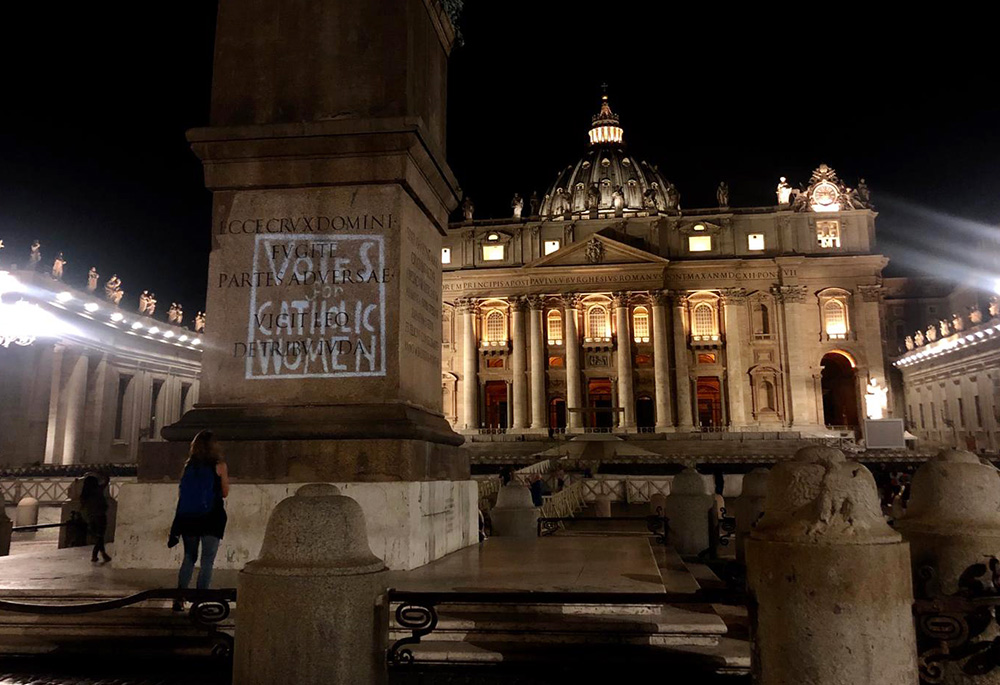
[
  {"x1": 484, "y1": 380, "x2": 508, "y2": 430},
  {"x1": 696, "y1": 377, "x2": 722, "y2": 428},
  {"x1": 821, "y1": 352, "x2": 858, "y2": 427},
  {"x1": 636, "y1": 395, "x2": 655, "y2": 428},
  {"x1": 549, "y1": 397, "x2": 566, "y2": 430},
  {"x1": 587, "y1": 378, "x2": 613, "y2": 428}
]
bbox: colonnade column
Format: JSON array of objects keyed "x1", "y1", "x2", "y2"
[
  {"x1": 43, "y1": 344, "x2": 66, "y2": 464},
  {"x1": 528, "y1": 297, "x2": 547, "y2": 432},
  {"x1": 510, "y1": 297, "x2": 528, "y2": 431},
  {"x1": 671, "y1": 292, "x2": 695, "y2": 430},
  {"x1": 459, "y1": 299, "x2": 479, "y2": 431},
  {"x1": 651, "y1": 290, "x2": 673, "y2": 430},
  {"x1": 613, "y1": 292, "x2": 635, "y2": 430},
  {"x1": 721, "y1": 288, "x2": 748, "y2": 428},
  {"x1": 562, "y1": 295, "x2": 583, "y2": 431}
]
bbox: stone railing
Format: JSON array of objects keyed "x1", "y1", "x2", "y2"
[
  {"x1": 576, "y1": 475, "x2": 673, "y2": 504},
  {"x1": 1, "y1": 477, "x2": 135, "y2": 506}
]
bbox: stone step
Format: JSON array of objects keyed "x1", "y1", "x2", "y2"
[
  {"x1": 392, "y1": 636, "x2": 751, "y2": 672},
  {"x1": 390, "y1": 605, "x2": 726, "y2": 646}
]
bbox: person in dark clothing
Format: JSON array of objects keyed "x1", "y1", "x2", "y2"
[
  {"x1": 169, "y1": 430, "x2": 229, "y2": 611},
  {"x1": 528, "y1": 474, "x2": 550, "y2": 507},
  {"x1": 80, "y1": 473, "x2": 111, "y2": 563}
]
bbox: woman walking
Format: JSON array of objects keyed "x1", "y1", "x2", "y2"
[
  {"x1": 80, "y1": 473, "x2": 112, "y2": 563},
  {"x1": 169, "y1": 430, "x2": 229, "y2": 611}
]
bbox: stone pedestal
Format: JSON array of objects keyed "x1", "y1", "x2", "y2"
[
  {"x1": 116, "y1": 0, "x2": 476, "y2": 571},
  {"x1": 663, "y1": 468, "x2": 716, "y2": 557},
  {"x1": 490, "y1": 484, "x2": 539, "y2": 538},
  {"x1": 15, "y1": 497, "x2": 38, "y2": 527},
  {"x1": 594, "y1": 495, "x2": 613, "y2": 518},
  {"x1": 234, "y1": 484, "x2": 387, "y2": 685},
  {"x1": 746, "y1": 446, "x2": 917, "y2": 685},
  {"x1": 897, "y1": 449, "x2": 1000, "y2": 684},
  {"x1": 733, "y1": 467, "x2": 769, "y2": 564}
]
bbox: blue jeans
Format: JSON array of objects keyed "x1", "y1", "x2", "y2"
[{"x1": 177, "y1": 535, "x2": 221, "y2": 591}]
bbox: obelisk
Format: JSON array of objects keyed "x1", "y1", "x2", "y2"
[{"x1": 115, "y1": 0, "x2": 476, "y2": 571}]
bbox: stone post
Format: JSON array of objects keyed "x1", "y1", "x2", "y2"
[
  {"x1": 613, "y1": 292, "x2": 635, "y2": 430},
  {"x1": 528, "y1": 297, "x2": 547, "y2": 433},
  {"x1": 0, "y1": 506, "x2": 11, "y2": 557},
  {"x1": 671, "y1": 293, "x2": 694, "y2": 430},
  {"x1": 651, "y1": 291, "x2": 672, "y2": 430},
  {"x1": 747, "y1": 446, "x2": 917, "y2": 685},
  {"x1": 563, "y1": 295, "x2": 583, "y2": 431},
  {"x1": 15, "y1": 497, "x2": 38, "y2": 528},
  {"x1": 490, "y1": 484, "x2": 539, "y2": 538},
  {"x1": 234, "y1": 484, "x2": 388, "y2": 685},
  {"x1": 510, "y1": 297, "x2": 528, "y2": 431},
  {"x1": 732, "y1": 467, "x2": 768, "y2": 564},
  {"x1": 663, "y1": 468, "x2": 716, "y2": 557},
  {"x1": 897, "y1": 448, "x2": 1000, "y2": 682},
  {"x1": 460, "y1": 299, "x2": 479, "y2": 431}
]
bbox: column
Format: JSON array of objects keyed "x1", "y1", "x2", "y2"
[
  {"x1": 562, "y1": 295, "x2": 583, "y2": 431},
  {"x1": 721, "y1": 288, "x2": 748, "y2": 427},
  {"x1": 773, "y1": 285, "x2": 816, "y2": 428},
  {"x1": 528, "y1": 297, "x2": 547, "y2": 432},
  {"x1": 510, "y1": 297, "x2": 528, "y2": 431},
  {"x1": 459, "y1": 299, "x2": 479, "y2": 431},
  {"x1": 671, "y1": 292, "x2": 694, "y2": 429},
  {"x1": 651, "y1": 291, "x2": 673, "y2": 430},
  {"x1": 84, "y1": 353, "x2": 109, "y2": 461},
  {"x1": 613, "y1": 292, "x2": 635, "y2": 429},
  {"x1": 61, "y1": 352, "x2": 90, "y2": 465},
  {"x1": 43, "y1": 344, "x2": 65, "y2": 464}
]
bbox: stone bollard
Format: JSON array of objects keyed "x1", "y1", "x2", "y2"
[
  {"x1": 649, "y1": 493, "x2": 667, "y2": 516},
  {"x1": 732, "y1": 467, "x2": 769, "y2": 565},
  {"x1": 897, "y1": 449, "x2": 1000, "y2": 683},
  {"x1": 663, "y1": 468, "x2": 717, "y2": 557},
  {"x1": 594, "y1": 494, "x2": 612, "y2": 518},
  {"x1": 15, "y1": 497, "x2": 39, "y2": 528},
  {"x1": 490, "y1": 484, "x2": 539, "y2": 538},
  {"x1": 746, "y1": 446, "x2": 917, "y2": 685},
  {"x1": 234, "y1": 483, "x2": 388, "y2": 685},
  {"x1": 0, "y1": 505, "x2": 11, "y2": 556}
]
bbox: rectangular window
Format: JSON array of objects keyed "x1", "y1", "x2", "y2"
[
  {"x1": 816, "y1": 220, "x2": 841, "y2": 248},
  {"x1": 931, "y1": 402, "x2": 937, "y2": 428},
  {"x1": 114, "y1": 374, "x2": 132, "y2": 440},
  {"x1": 958, "y1": 398, "x2": 965, "y2": 427},
  {"x1": 543, "y1": 240, "x2": 561, "y2": 255},
  {"x1": 976, "y1": 395, "x2": 983, "y2": 428},
  {"x1": 482, "y1": 244, "x2": 505, "y2": 261},
  {"x1": 149, "y1": 379, "x2": 165, "y2": 437},
  {"x1": 919, "y1": 403, "x2": 925, "y2": 429},
  {"x1": 441, "y1": 247, "x2": 451, "y2": 264},
  {"x1": 907, "y1": 405, "x2": 913, "y2": 425},
  {"x1": 747, "y1": 233, "x2": 765, "y2": 251},
  {"x1": 943, "y1": 399, "x2": 949, "y2": 422},
  {"x1": 688, "y1": 235, "x2": 712, "y2": 252},
  {"x1": 180, "y1": 383, "x2": 191, "y2": 413}
]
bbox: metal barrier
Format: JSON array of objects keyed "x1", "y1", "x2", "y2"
[{"x1": 536, "y1": 514, "x2": 669, "y2": 544}]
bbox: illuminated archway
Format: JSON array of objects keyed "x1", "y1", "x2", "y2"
[{"x1": 821, "y1": 351, "x2": 858, "y2": 427}]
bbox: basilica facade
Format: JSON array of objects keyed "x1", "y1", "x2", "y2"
[{"x1": 440, "y1": 96, "x2": 888, "y2": 441}]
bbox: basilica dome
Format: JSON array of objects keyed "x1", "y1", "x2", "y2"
[{"x1": 539, "y1": 95, "x2": 676, "y2": 218}]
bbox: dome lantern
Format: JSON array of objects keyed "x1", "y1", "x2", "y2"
[{"x1": 588, "y1": 94, "x2": 623, "y2": 146}]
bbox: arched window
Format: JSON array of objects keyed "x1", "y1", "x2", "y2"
[
  {"x1": 823, "y1": 300, "x2": 848, "y2": 338},
  {"x1": 484, "y1": 310, "x2": 506, "y2": 344},
  {"x1": 547, "y1": 310, "x2": 563, "y2": 345},
  {"x1": 692, "y1": 303, "x2": 716, "y2": 337},
  {"x1": 587, "y1": 305, "x2": 609, "y2": 340},
  {"x1": 761, "y1": 380, "x2": 776, "y2": 411},
  {"x1": 752, "y1": 303, "x2": 770, "y2": 336},
  {"x1": 632, "y1": 306, "x2": 650, "y2": 342}
]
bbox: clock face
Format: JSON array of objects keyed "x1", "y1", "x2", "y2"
[{"x1": 810, "y1": 181, "x2": 840, "y2": 212}]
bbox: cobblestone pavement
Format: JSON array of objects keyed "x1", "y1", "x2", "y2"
[{"x1": 0, "y1": 658, "x2": 229, "y2": 685}]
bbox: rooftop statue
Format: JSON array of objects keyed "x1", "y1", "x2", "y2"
[
  {"x1": 585, "y1": 237, "x2": 605, "y2": 264},
  {"x1": 856, "y1": 178, "x2": 872, "y2": 207},
  {"x1": 664, "y1": 182, "x2": 679, "y2": 212},
  {"x1": 194, "y1": 311, "x2": 206, "y2": 333},
  {"x1": 551, "y1": 188, "x2": 569, "y2": 215},
  {"x1": 969, "y1": 305, "x2": 984, "y2": 324},
  {"x1": 138, "y1": 290, "x2": 151, "y2": 315},
  {"x1": 104, "y1": 275, "x2": 122, "y2": 305},
  {"x1": 939, "y1": 319, "x2": 951, "y2": 337},
  {"x1": 990, "y1": 296, "x2": 999, "y2": 318},
  {"x1": 926, "y1": 324, "x2": 937, "y2": 342},
  {"x1": 146, "y1": 293, "x2": 157, "y2": 316},
  {"x1": 511, "y1": 193, "x2": 523, "y2": 219},
  {"x1": 586, "y1": 183, "x2": 600, "y2": 210},
  {"x1": 462, "y1": 196, "x2": 474, "y2": 221},
  {"x1": 914, "y1": 330, "x2": 925, "y2": 346},
  {"x1": 51, "y1": 252, "x2": 66, "y2": 281},
  {"x1": 904, "y1": 335, "x2": 914, "y2": 351},
  {"x1": 776, "y1": 177, "x2": 792, "y2": 205},
  {"x1": 611, "y1": 185, "x2": 625, "y2": 211},
  {"x1": 951, "y1": 313, "x2": 964, "y2": 332},
  {"x1": 529, "y1": 191, "x2": 539, "y2": 217},
  {"x1": 87, "y1": 267, "x2": 99, "y2": 292},
  {"x1": 717, "y1": 181, "x2": 729, "y2": 208}
]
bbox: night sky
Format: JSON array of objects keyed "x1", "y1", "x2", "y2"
[{"x1": 1, "y1": 4, "x2": 997, "y2": 318}]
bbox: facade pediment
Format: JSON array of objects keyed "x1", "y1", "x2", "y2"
[{"x1": 525, "y1": 234, "x2": 669, "y2": 269}]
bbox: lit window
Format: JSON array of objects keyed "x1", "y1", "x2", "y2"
[
  {"x1": 824, "y1": 300, "x2": 848, "y2": 338},
  {"x1": 441, "y1": 247, "x2": 451, "y2": 264},
  {"x1": 747, "y1": 233, "x2": 765, "y2": 251},
  {"x1": 482, "y1": 244, "x2": 505, "y2": 261},
  {"x1": 586, "y1": 305, "x2": 609, "y2": 340},
  {"x1": 548, "y1": 355, "x2": 565, "y2": 368},
  {"x1": 483, "y1": 310, "x2": 506, "y2": 344},
  {"x1": 543, "y1": 240, "x2": 561, "y2": 255},
  {"x1": 547, "y1": 310, "x2": 563, "y2": 345},
  {"x1": 693, "y1": 224, "x2": 706, "y2": 231},
  {"x1": 692, "y1": 303, "x2": 716, "y2": 337},
  {"x1": 633, "y1": 306, "x2": 650, "y2": 342},
  {"x1": 817, "y1": 220, "x2": 841, "y2": 248},
  {"x1": 698, "y1": 353, "x2": 717, "y2": 364},
  {"x1": 689, "y1": 235, "x2": 712, "y2": 252}
]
